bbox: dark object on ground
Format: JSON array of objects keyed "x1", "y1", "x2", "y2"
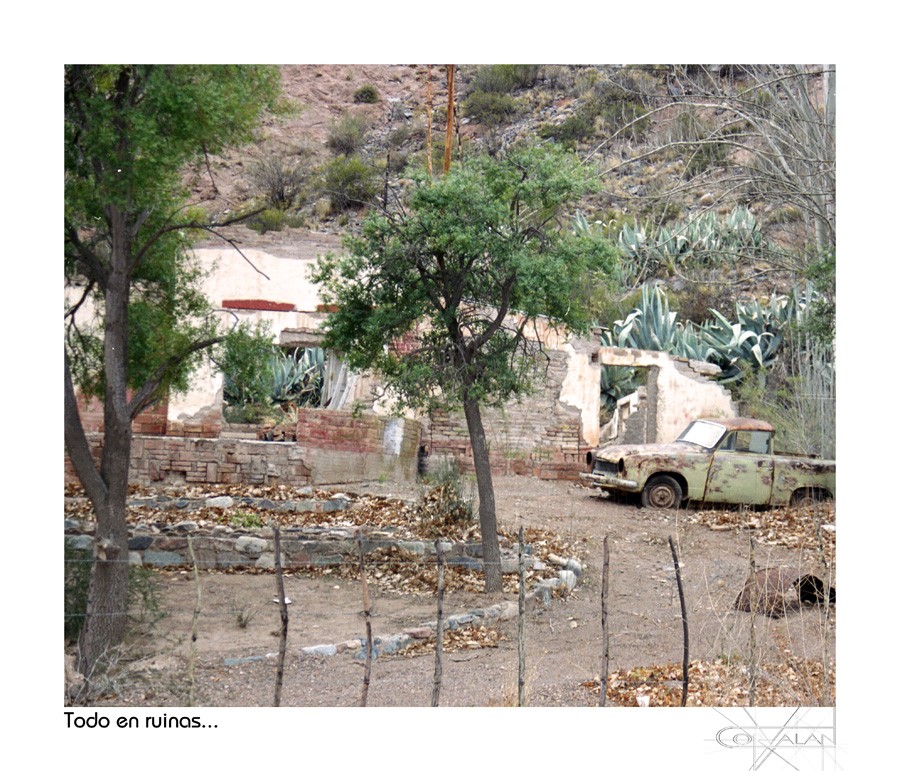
[{"x1": 734, "y1": 568, "x2": 835, "y2": 618}]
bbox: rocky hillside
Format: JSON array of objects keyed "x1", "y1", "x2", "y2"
[{"x1": 191, "y1": 64, "x2": 834, "y2": 320}]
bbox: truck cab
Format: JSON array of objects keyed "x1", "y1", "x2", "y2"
[{"x1": 582, "y1": 418, "x2": 835, "y2": 509}]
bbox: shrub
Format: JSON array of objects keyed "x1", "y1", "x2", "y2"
[
  {"x1": 247, "y1": 208, "x2": 306, "y2": 234},
  {"x1": 326, "y1": 114, "x2": 369, "y2": 156},
  {"x1": 249, "y1": 154, "x2": 313, "y2": 209},
  {"x1": 353, "y1": 84, "x2": 380, "y2": 104},
  {"x1": 539, "y1": 105, "x2": 598, "y2": 147},
  {"x1": 470, "y1": 65, "x2": 542, "y2": 94},
  {"x1": 462, "y1": 90, "x2": 523, "y2": 127},
  {"x1": 218, "y1": 321, "x2": 278, "y2": 407},
  {"x1": 418, "y1": 459, "x2": 475, "y2": 534},
  {"x1": 229, "y1": 510, "x2": 264, "y2": 529},
  {"x1": 321, "y1": 155, "x2": 378, "y2": 211},
  {"x1": 248, "y1": 207, "x2": 286, "y2": 233}
]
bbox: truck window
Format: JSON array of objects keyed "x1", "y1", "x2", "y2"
[{"x1": 730, "y1": 430, "x2": 771, "y2": 454}]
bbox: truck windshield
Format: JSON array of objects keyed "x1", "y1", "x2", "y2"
[{"x1": 677, "y1": 421, "x2": 727, "y2": 449}]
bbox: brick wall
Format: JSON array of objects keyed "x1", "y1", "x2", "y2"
[
  {"x1": 65, "y1": 409, "x2": 422, "y2": 488},
  {"x1": 75, "y1": 393, "x2": 169, "y2": 436},
  {"x1": 294, "y1": 409, "x2": 421, "y2": 484},
  {"x1": 424, "y1": 349, "x2": 587, "y2": 481}
]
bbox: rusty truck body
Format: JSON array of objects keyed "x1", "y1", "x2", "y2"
[{"x1": 580, "y1": 417, "x2": 835, "y2": 509}]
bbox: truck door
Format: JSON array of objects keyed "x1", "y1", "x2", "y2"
[{"x1": 703, "y1": 430, "x2": 775, "y2": 506}]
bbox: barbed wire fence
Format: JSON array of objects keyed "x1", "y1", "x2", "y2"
[{"x1": 64, "y1": 509, "x2": 836, "y2": 708}]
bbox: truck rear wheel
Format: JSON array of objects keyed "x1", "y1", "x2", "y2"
[
  {"x1": 641, "y1": 475, "x2": 683, "y2": 509},
  {"x1": 790, "y1": 488, "x2": 830, "y2": 506}
]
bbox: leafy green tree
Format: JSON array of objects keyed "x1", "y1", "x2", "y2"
[
  {"x1": 313, "y1": 145, "x2": 616, "y2": 591},
  {"x1": 64, "y1": 65, "x2": 280, "y2": 674}
]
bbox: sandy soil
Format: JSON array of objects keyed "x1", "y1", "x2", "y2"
[{"x1": 71, "y1": 476, "x2": 835, "y2": 708}]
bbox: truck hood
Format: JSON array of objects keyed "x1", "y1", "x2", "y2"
[{"x1": 594, "y1": 442, "x2": 699, "y2": 462}]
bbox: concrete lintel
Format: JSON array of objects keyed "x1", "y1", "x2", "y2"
[{"x1": 596, "y1": 346, "x2": 673, "y2": 368}]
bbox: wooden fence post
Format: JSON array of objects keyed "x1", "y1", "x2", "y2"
[
  {"x1": 186, "y1": 535, "x2": 201, "y2": 708},
  {"x1": 432, "y1": 539, "x2": 445, "y2": 707},
  {"x1": 668, "y1": 535, "x2": 689, "y2": 707},
  {"x1": 517, "y1": 526, "x2": 526, "y2": 707},
  {"x1": 358, "y1": 529, "x2": 374, "y2": 707},
  {"x1": 748, "y1": 536, "x2": 758, "y2": 707},
  {"x1": 600, "y1": 534, "x2": 610, "y2": 706},
  {"x1": 273, "y1": 525, "x2": 289, "y2": 707}
]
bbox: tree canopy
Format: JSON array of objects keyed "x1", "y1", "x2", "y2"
[
  {"x1": 313, "y1": 144, "x2": 617, "y2": 590},
  {"x1": 65, "y1": 65, "x2": 281, "y2": 406},
  {"x1": 64, "y1": 65, "x2": 280, "y2": 673},
  {"x1": 314, "y1": 144, "x2": 616, "y2": 406}
]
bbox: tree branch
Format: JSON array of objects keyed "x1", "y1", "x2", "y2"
[
  {"x1": 127, "y1": 334, "x2": 226, "y2": 420},
  {"x1": 64, "y1": 354, "x2": 107, "y2": 506}
]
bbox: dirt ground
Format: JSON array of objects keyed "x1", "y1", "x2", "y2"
[{"x1": 73, "y1": 476, "x2": 835, "y2": 708}]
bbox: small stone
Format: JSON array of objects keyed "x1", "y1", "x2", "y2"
[
  {"x1": 142, "y1": 550, "x2": 184, "y2": 567},
  {"x1": 558, "y1": 569, "x2": 578, "y2": 592},
  {"x1": 403, "y1": 627, "x2": 434, "y2": 639},
  {"x1": 302, "y1": 644, "x2": 337, "y2": 657},
  {"x1": 128, "y1": 535, "x2": 153, "y2": 551},
  {"x1": 205, "y1": 496, "x2": 234, "y2": 509},
  {"x1": 235, "y1": 536, "x2": 268, "y2": 556},
  {"x1": 65, "y1": 535, "x2": 93, "y2": 551},
  {"x1": 224, "y1": 655, "x2": 265, "y2": 666}
]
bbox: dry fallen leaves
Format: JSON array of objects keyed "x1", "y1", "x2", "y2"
[
  {"x1": 581, "y1": 654, "x2": 835, "y2": 707},
  {"x1": 65, "y1": 484, "x2": 586, "y2": 595},
  {"x1": 689, "y1": 501, "x2": 835, "y2": 562},
  {"x1": 394, "y1": 626, "x2": 505, "y2": 657}
]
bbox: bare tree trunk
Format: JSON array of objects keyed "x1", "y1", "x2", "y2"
[
  {"x1": 425, "y1": 66, "x2": 433, "y2": 178},
  {"x1": 75, "y1": 215, "x2": 134, "y2": 675},
  {"x1": 443, "y1": 65, "x2": 455, "y2": 174},
  {"x1": 462, "y1": 396, "x2": 502, "y2": 593}
]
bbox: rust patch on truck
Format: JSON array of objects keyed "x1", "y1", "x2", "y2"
[{"x1": 581, "y1": 418, "x2": 835, "y2": 509}]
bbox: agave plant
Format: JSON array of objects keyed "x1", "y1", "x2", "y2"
[
  {"x1": 599, "y1": 285, "x2": 810, "y2": 388},
  {"x1": 270, "y1": 347, "x2": 325, "y2": 407},
  {"x1": 613, "y1": 206, "x2": 767, "y2": 282},
  {"x1": 600, "y1": 364, "x2": 641, "y2": 411},
  {"x1": 699, "y1": 292, "x2": 804, "y2": 381},
  {"x1": 600, "y1": 284, "x2": 706, "y2": 360}
]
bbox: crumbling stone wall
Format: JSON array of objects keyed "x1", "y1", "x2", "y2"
[
  {"x1": 597, "y1": 346, "x2": 735, "y2": 444},
  {"x1": 65, "y1": 409, "x2": 421, "y2": 488},
  {"x1": 425, "y1": 348, "x2": 588, "y2": 480}
]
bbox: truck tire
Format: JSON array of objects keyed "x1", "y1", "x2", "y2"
[
  {"x1": 790, "y1": 488, "x2": 830, "y2": 506},
  {"x1": 641, "y1": 475, "x2": 683, "y2": 509}
]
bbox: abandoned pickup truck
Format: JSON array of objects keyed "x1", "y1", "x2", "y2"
[{"x1": 581, "y1": 417, "x2": 835, "y2": 509}]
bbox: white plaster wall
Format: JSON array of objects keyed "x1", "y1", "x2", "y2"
[
  {"x1": 168, "y1": 247, "x2": 330, "y2": 421},
  {"x1": 652, "y1": 359, "x2": 735, "y2": 442},
  {"x1": 195, "y1": 248, "x2": 324, "y2": 311},
  {"x1": 558, "y1": 342, "x2": 604, "y2": 446},
  {"x1": 168, "y1": 358, "x2": 225, "y2": 420},
  {"x1": 596, "y1": 347, "x2": 736, "y2": 445}
]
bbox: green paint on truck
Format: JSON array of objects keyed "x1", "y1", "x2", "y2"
[{"x1": 580, "y1": 418, "x2": 835, "y2": 509}]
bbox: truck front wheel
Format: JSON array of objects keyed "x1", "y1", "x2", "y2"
[{"x1": 641, "y1": 475, "x2": 683, "y2": 509}]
